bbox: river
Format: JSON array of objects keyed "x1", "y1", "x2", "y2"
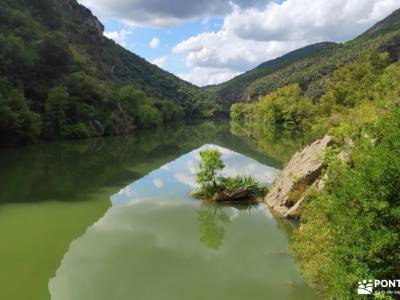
[{"x1": 0, "y1": 121, "x2": 317, "y2": 300}]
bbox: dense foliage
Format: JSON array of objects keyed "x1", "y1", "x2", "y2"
[
  {"x1": 292, "y1": 109, "x2": 400, "y2": 299},
  {"x1": 0, "y1": 0, "x2": 220, "y2": 146},
  {"x1": 231, "y1": 50, "x2": 399, "y2": 145}
]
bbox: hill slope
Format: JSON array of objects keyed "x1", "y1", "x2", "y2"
[
  {"x1": 0, "y1": 0, "x2": 219, "y2": 145},
  {"x1": 206, "y1": 42, "x2": 337, "y2": 106},
  {"x1": 209, "y1": 8, "x2": 400, "y2": 107}
]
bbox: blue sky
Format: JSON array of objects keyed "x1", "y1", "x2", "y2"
[
  {"x1": 78, "y1": 0, "x2": 399, "y2": 86},
  {"x1": 102, "y1": 17, "x2": 224, "y2": 76}
]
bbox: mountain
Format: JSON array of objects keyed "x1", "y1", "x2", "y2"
[
  {"x1": 0, "y1": 0, "x2": 219, "y2": 145},
  {"x1": 206, "y1": 42, "x2": 337, "y2": 106},
  {"x1": 209, "y1": 8, "x2": 400, "y2": 107}
]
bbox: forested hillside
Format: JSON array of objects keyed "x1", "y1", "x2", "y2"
[
  {"x1": 0, "y1": 0, "x2": 219, "y2": 146},
  {"x1": 211, "y1": 9, "x2": 400, "y2": 107}
]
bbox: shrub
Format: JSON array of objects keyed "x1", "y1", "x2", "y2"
[
  {"x1": 44, "y1": 86, "x2": 69, "y2": 136},
  {"x1": 220, "y1": 175, "x2": 268, "y2": 197},
  {"x1": 63, "y1": 122, "x2": 90, "y2": 139},
  {"x1": 292, "y1": 108, "x2": 400, "y2": 299},
  {"x1": 0, "y1": 79, "x2": 41, "y2": 145},
  {"x1": 137, "y1": 104, "x2": 162, "y2": 128}
]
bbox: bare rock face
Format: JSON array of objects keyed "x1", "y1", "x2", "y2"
[
  {"x1": 64, "y1": 0, "x2": 105, "y2": 39},
  {"x1": 265, "y1": 135, "x2": 332, "y2": 218}
]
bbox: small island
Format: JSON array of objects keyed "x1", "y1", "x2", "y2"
[{"x1": 191, "y1": 149, "x2": 268, "y2": 204}]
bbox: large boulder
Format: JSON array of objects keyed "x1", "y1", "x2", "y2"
[{"x1": 265, "y1": 135, "x2": 332, "y2": 218}]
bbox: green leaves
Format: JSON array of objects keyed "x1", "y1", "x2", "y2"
[
  {"x1": 44, "y1": 86, "x2": 69, "y2": 136},
  {"x1": 193, "y1": 149, "x2": 267, "y2": 199},
  {"x1": 0, "y1": 78, "x2": 41, "y2": 145},
  {"x1": 137, "y1": 104, "x2": 162, "y2": 128},
  {"x1": 293, "y1": 108, "x2": 400, "y2": 299},
  {"x1": 196, "y1": 149, "x2": 225, "y2": 190}
]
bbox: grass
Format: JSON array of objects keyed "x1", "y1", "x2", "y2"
[
  {"x1": 192, "y1": 175, "x2": 269, "y2": 200},
  {"x1": 220, "y1": 175, "x2": 269, "y2": 197}
]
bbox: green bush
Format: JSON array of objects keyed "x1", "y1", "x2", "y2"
[
  {"x1": 292, "y1": 108, "x2": 400, "y2": 299},
  {"x1": 44, "y1": 86, "x2": 69, "y2": 137},
  {"x1": 0, "y1": 79, "x2": 41, "y2": 145},
  {"x1": 158, "y1": 101, "x2": 184, "y2": 122},
  {"x1": 137, "y1": 104, "x2": 162, "y2": 128},
  {"x1": 230, "y1": 84, "x2": 316, "y2": 138},
  {"x1": 63, "y1": 122, "x2": 90, "y2": 139},
  {"x1": 220, "y1": 175, "x2": 268, "y2": 197}
]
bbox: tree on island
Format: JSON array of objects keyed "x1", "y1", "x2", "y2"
[{"x1": 192, "y1": 149, "x2": 268, "y2": 202}]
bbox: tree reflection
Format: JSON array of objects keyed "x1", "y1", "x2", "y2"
[{"x1": 197, "y1": 203, "x2": 231, "y2": 250}]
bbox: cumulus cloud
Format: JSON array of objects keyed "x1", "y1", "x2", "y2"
[
  {"x1": 175, "y1": 0, "x2": 399, "y2": 85},
  {"x1": 149, "y1": 37, "x2": 160, "y2": 48},
  {"x1": 179, "y1": 67, "x2": 240, "y2": 86},
  {"x1": 151, "y1": 56, "x2": 167, "y2": 68},
  {"x1": 226, "y1": 0, "x2": 400, "y2": 42},
  {"x1": 104, "y1": 29, "x2": 132, "y2": 46},
  {"x1": 173, "y1": 28, "x2": 308, "y2": 85},
  {"x1": 174, "y1": 30, "x2": 306, "y2": 71}
]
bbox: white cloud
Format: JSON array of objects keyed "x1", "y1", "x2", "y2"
[
  {"x1": 153, "y1": 178, "x2": 164, "y2": 189},
  {"x1": 225, "y1": 0, "x2": 400, "y2": 42},
  {"x1": 174, "y1": 0, "x2": 399, "y2": 85},
  {"x1": 151, "y1": 56, "x2": 167, "y2": 68},
  {"x1": 173, "y1": 29, "x2": 307, "y2": 85},
  {"x1": 178, "y1": 67, "x2": 242, "y2": 86},
  {"x1": 174, "y1": 30, "x2": 306, "y2": 70},
  {"x1": 150, "y1": 37, "x2": 161, "y2": 48},
  {"x1": 104, "y1": 29, "x2": 132, "y2": 46}
]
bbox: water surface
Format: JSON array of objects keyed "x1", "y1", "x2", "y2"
[{"x1": 0, "y1": 121, "x2": 316, "y2": 300}]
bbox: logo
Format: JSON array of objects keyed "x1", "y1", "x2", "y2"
[
  {"x1": 357, "y1": 279, "x2": 400, "y2": 296},
  {"x1": 358, "y1": 280, "x2": 373, "y2": 295}
]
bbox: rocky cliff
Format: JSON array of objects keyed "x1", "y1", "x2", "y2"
[{"x1": 265, "y1": 135, "x2": 332, "y2": 218}]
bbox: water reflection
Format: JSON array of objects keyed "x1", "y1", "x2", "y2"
[
  {"x1": 111, "y1": 144, "x2": 278, "y2": 206},
  {"x1": 48, "y1": 145, "x2": 317, "y2": 300},
  {"x1": 197, "y1": 204, "x2": 231, "y2": 250}
]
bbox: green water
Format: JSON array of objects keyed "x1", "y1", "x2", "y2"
[{"x1": 0, "y1": 121, "x2": 317, "y2": 300}]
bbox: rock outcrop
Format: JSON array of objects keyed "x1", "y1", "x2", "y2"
[{"x1": 265, "y1": 135, "x2": 332, "y2": 218}]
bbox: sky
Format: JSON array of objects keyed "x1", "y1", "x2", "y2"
[{"x1": 77, "y1": 0, "x2": 400, "y2": 86}]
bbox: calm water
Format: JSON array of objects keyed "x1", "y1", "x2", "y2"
[{"x1": 0, "y1": 121, "x2": 317, "y2": 300}]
